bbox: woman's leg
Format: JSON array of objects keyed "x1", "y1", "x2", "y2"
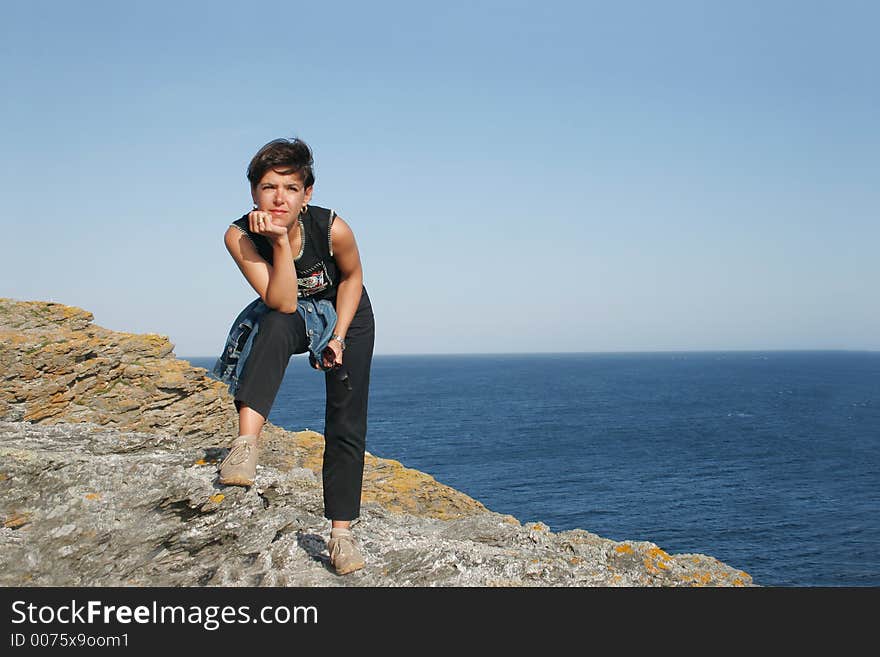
[
  {"x1": 220, "y1": 310, "x2": 307, "y2": 486},
  {"x1": 238, "y1": 405, "x2": 268, "y2": 435},
  {"x1": 323, "y1": 298, "x2": 375, "y2": 574},
  {"x1": 234, "y1": 309, "x2": 308, "y2": 427},
  {"x1": 322, "y1": 298, "x2": 375, "y2": 522}
]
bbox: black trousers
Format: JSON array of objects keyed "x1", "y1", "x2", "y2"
[{"x1": 234, "y1": 289, "x2": 375, "y2": 521}]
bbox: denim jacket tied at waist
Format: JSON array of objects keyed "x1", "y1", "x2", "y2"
[{"x1": 212, "y1": 297, "x2": 337, "y2": 396}]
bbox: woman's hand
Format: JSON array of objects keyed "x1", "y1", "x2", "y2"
[
  {"x1": 314, "y1": 340, "x2": 344, "y2": 370},
  {"x1": 248, "y1": 210, "x2": 288, "y2": 241}
]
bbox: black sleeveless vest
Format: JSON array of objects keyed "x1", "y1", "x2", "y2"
[{"x1": 230, "y1": 205, "x2": 340, "y2": 301}]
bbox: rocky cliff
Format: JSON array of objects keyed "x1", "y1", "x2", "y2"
[{"x1": 0, "y1": 298, "x2": 753, "y2": 586}]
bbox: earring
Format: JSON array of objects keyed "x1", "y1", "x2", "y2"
[
  {"x1": 299, "y1": 205, "x2": 308, "y2": 218},
  {"x1": 252, "y1": 203, "x2": 257, "y2": 210}
]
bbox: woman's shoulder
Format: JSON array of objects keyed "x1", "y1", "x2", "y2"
[
  {"x1": 229, "y1": 213, "x2": 251, "y2": 233},
  {"x1": 229, "y1": 214, "x2": 256, "y2": 236},
  {"x1": 227, "y1": 213, "x2": 273, "y2": 262},
  {"x1": 303, "y1": 204, "x2": 336, "y2": 234},
  {"x1": 302, "y1": 205, "x2": 337, "y2": 259},
  {"x1": 305, "y1": 204, "x2": 334, "y2": 221}
]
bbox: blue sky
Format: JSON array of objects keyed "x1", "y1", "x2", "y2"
[{"x1": 1, "y1": 0, "x2": 877, "y2": 356}]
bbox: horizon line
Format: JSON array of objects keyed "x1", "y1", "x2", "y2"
[{"x1": 179, "y1": 348, "x2": 880, "y2": 359}]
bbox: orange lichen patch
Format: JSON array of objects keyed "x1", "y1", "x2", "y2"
[
  {"x1": 155, "y1": 370, "x2": 187, "y2": 388},
  {"x1": 118, "y1": 333, "x2": 171, "y2": 349},
  {"x1": 209, "y1": 494, "x2": 225, "y2": 504},
  {"x1": 24, "y1": 401, "x2": 68, "y2": 422},
  {"x1": 687, "y1": 572, "x2": 713, "y2": 586},
  {"x1": 60, "y1": 304, "x2": 92, "y2": 320},
  {"x1": 14, "y1": 300, "x2": 91, "y2": 323},
  {"x1": 646, "y1": 547, "x2": 670, "y2": 561},
  {"x1": 730, "y1": 572, "x2": 753, "y2": 586},
  {"x1": 193, "y1": 459, "x2": 208, "y2": 466},
  {"x1": 643, "y1": 546, "x2": 671, "y2": 573},
  {"x1": 349, "y1": 447, "x2": 488, "y2": 520},
  {"x1": 615, "y1": 544, "x2": 634, "y2": 554},
  {"x1": 569, "y1": 557, "x2": 583, "y2": 565},
  {"x1": 84, "y1": 493, "x2": 101, "y2": 501},
  {"x1": 0, "y1": 332, "x2": 32, "y2": 346},
  {"x1": 50, "y1": 391, "x2": 73, "y2": 403},
  {"x1": 0, "y1": 473, "x2": 7, "y2": 481},
  {"x1": 4, "y1": 512, "x2": 30, "y2": 529},
  {"x1": 282, "y1": 430, "x2": 326, "y2": 473}
]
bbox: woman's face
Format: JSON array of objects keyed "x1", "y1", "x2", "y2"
[{"x1": 252, "y1": 168, "x2": 314, "y2": 229}]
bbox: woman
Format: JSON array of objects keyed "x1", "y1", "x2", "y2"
[{"x1": 216, "y1": 137, "x2": 375, "y2": 575}]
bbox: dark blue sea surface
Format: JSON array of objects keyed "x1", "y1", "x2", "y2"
[{"x1": 189, "y1": 351, "x2": 880, "y2": 586}]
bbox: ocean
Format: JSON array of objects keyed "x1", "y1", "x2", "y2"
[{"x1": 187, "y1": 351, "x2": 880, "y2": 587}]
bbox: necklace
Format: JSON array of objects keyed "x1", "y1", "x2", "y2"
[{"x1": 293, "y1": 218, "x2": 305, "y2": 261}]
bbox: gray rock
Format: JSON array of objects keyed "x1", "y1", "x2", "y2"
[{"x1": 0, "y1": 420, "x2": 753, "y2": 587}]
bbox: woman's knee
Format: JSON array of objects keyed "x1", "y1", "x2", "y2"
[
  {"x1": 259, "y1": 309, "x2": 303, "y2": 338},
  {"x1": 252, "y1": 309, "x2": 306, "y2": 354}
]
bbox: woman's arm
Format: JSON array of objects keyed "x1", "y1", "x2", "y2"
[
  {"x1": 328, "y1": 215, "x2": 364, "y2": 347},
  {"x1": 224, "y1": 222, "x2": 299, "y2": 313}
]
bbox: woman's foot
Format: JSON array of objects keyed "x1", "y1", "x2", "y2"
[
  {"x1": 218, "y1": 434, "x2": 260, "y2": 486},
  {"x1": 327, "y1": 528, "x2": 365, "y2": 575}
]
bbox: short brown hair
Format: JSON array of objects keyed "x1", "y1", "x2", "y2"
[{"x1": 246, "y1": 137, "x2": 315, "y2": 190}]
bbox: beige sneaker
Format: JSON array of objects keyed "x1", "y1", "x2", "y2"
[
  {"x1": 327, "y1": 530, "x2": 365, "y2": 575},
  {"x1": 218, "y1": 434, "x2": 259, "y2": 486}
]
